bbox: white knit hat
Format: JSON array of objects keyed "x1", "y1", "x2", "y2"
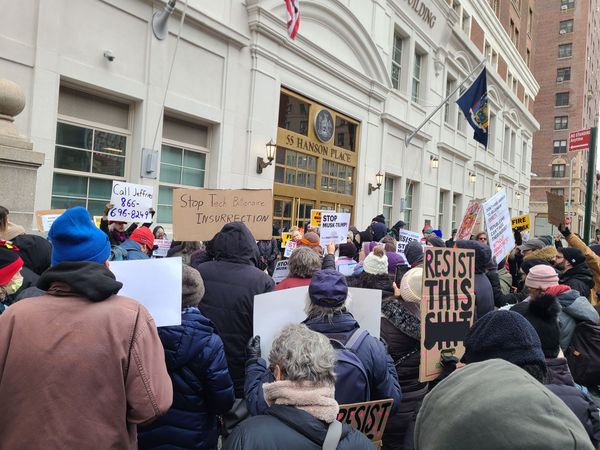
[
  {"x1": 399, "y1": 267, "x2": 423, "y2": 303},
  {"x1": 363, "y1": 246, "x2": 388, "y2": 275}
]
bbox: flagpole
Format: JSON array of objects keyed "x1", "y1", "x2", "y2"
[{"x1": 404, "y1": 59, "x2": 486, "y2": 148}]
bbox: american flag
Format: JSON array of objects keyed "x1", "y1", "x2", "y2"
[{"x1": 285, "y1": 0, "x2": 300, "y2": 39}]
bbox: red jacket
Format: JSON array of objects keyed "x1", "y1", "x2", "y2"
[{"x1": 275, "y1": 277, "x2": 312, "y2": 291}]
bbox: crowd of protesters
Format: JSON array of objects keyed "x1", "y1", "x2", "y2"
[{"x1": 1, "y1": 203, "x2": 600, "y2": 449}]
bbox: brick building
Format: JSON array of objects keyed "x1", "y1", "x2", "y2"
[{"x1": 529, "y1": 0, "x2": 600, "y2": 237}]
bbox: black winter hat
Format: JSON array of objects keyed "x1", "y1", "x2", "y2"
[
  {"x1": 559, "y1": 247, "x2": 586, "y2": 267},
  {"x1": 404, "y1": 241, "x2": 424, "y2": 267},
  {"x1": 338, "y1": 243, "x2": 357, "y2": 259},
  {"x1": 464, "y1": 310, "x2": 547, "y2": 371},
  {"x1": 454, "y1": 240, "x2": 492, "y2": 274},
  {"x1": 512, "y1": 294, "x2": 561, "y2": 358},
  {"x1": 372, "y1": 214, "x2": 386, "y2": 224}
]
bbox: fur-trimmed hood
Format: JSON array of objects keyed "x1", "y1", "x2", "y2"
[{"x1": 523, "y1": 246, "x2": 559, "y2": 263}]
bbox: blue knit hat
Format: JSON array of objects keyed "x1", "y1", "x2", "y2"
[
  {"x1": 48, "y1": 207, "x2": 111, "y2": 266},
  {"x1": 309, "y1": 269, "x2": 348, "y2": 307},
  {"x1": 463, "y1": 310, "x2": 546, "y2": 371}
]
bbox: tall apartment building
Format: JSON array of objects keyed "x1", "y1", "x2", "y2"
[{"x1": 529, "y1": 0, "x2": 600, "y2": 237}]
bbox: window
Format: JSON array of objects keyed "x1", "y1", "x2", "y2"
[
  {"x1": 560, "y1": 19, "x2": 574, "y2": 34},
  {"x1": 560, "y1": 0, "x2": 574, "y2": 9},
  {"x1": 552, "y1": 164, "x2": 566, "y2": 177},
  {"x1": 551, "y1": 188, "x2": 565, "y2": 196},
  {"x1": 392, "y1": 31, "x2": 403, "y2": 90},
  {"x1": 503, "y1": 125, "x2": 511, "y2": 161},
  {"x1": 383, "y1": 177, "x2": 394, "y2": 227},
  {"x1": 526, "y1": 49, "x2": 531, "y2": 66},
  {"x1": 438, "y1": 191, "x2": 446, "y2": 231},
  {"x1": 553, "y1": 139, "x2": 568, "y2": 153},
  {"x1": 444, "y1": 75, "x2": 456, "y2": 125},
  {"x1": 321, "y1": 160, "x2": 354, "y2": 195},
  {"x1": 488, "y1": 111, "x2": 496, "y2": 151},
  {"x1": 514, "y1": 28, "x2": 520, "y2": 49},
  {"x1": 334, "y1": 117, "x2": 357, "y2": 151},
  {"x1": 412, "y1": 52, "x2": 423, "y2": 102},
  {"x1": 278, "y1": 92, "x2": 310, "y2": 136},
  {"x1": 510, "y1": 130, "x2": 517, "y2": 165},
  {"x1": 51, "y1": 87, "x2": 130, "y2": 216},
  {"x1": 528, "y1": 8, "x2": 533, "y2": 34},
  {"x1": 521, "y1": 140, "x2": 528, "y2": 172},
  {"x1": 557, "y1": 67, "x2": 571, "y2": 81},
  {"x1": 404, "y1": 181, "x2": 414, "y2": 230},
  {"x1": 457, "y1": 87, "x2": 466, "y2": 132},
  {"x1": 554, "y1": 116, "x2": 569, "y2": 130},
  {"x1": 558, "y1": 43, "x2": 573, "y2": 58},
  {"x1": 556, "y1": 92, "x2": 570, "y2": 106},
  {"x1": 451, "y1": 194, "x2": 460, "y2": 231},
  {"x1": 275, "y1": 148, "x2": 317, "y2": 189}
]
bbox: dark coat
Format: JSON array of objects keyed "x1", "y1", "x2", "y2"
[
  {"x1": 559, "y1": 265, "x2": 595, "y2": 304},
  {"x1": 556, "y1": 288, "x2": 599, "y2": 350},
  {"x1": 11, "y1": 234, "x2": 52, "y2": 276},
  {"x1": 244, "y1": 312, "x2": 402, "y2": 416},
  {"x1": 5, "y1": 266, "x2": 39, "y2": 306},
  {"x1": 197, "y1": 222, "x2": 275, "y2": 397},
  {"x1": 380, "y1": 298, "x2": 428, "y2": 450},
  {"x1": 223, "y1": 405, "x2": 373, "y2": 450},
  {"x1": 256, "y1": 239, "x2": 279, "y2": 276},
  {"x1": 486, "y1": 271, "x2": 528, "y2": 308},
  {"x1": 455, "y1": 240, "x2": 495, "y2": 319},
  {"x1": 138, "y1": 307, "x2": 234, "y2": 450},
  {"x1": 511, "y1": 294, "x2": 562, "y2": 358},
  {"x1": 346, "y1": 272, "x2": 394, "y2": 297}
]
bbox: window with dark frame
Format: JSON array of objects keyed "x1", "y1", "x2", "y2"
[
  {"x1": 554, "y1": 116, "x2": 569, "y2": 130},
  {"x1": 557, "y1": 67, "x2": 571, "y2": 81},
  {"x1": 552, "y1": 164, "x2": 566, "y2": 178},
  {"x1": 553, "y1": 140, "x2": 568, "y2": 154},
  {"x1": 555, "y1": 92, "x2": 570, "y2": 107},
  {"x1": 558, "y1": 43, "x2": 573, "y2": 58}
]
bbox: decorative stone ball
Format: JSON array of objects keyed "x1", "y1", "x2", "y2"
[{"x1": 0, "y1": 79, "x2": 26, "y2": 119}]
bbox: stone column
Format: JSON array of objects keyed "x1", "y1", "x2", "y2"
[{"x1": 0, "y1": 79, "x2": 45, "y2": 230}]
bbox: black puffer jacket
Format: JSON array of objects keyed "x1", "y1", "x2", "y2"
[
  {"x1": 346, "y1": 272, "x2": 394, "y2": 297},
  {"x1": 380, "y1": 298, "x2": 428, "y2": 450},
  {"x1": 197, "y1": 222, "x2": 275, "y2": 397},
  {"x1": 223, "y1": 405, "x2": 373, "y2": 450},
  {"x1": 559, "y1": 264, "x2": 595, "y2": 300},
  {"x1": 455, "y1": 240, "x2": 494, "y2": 319}
]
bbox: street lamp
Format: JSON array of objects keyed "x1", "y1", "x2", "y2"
[
  {"x1": 430, "y1": 155, "x2": 439, "y2": 169},
  {"x1": 496, "y1": 184, "x2": 502, "y2": 192},
  {"x1": 368, "y1": 171, "x2": 384, "y2": 195},
  {"x1": 516, "y1": 192, "x2": 522, "y2": 200},
  {"x1": 469, "y1": 172, "x2": 477, "y2": 183},
  {"x1": 256, "y1": 139, "x2": 276, "y2": 174}
]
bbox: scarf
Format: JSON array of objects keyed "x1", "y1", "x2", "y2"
[{"x1": 262, "y1": 380, "x2": 339, "y2": 423}]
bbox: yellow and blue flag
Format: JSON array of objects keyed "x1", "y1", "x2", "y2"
[{"x1": 456, "y1": 68, "x2": 488, "y2": 148}]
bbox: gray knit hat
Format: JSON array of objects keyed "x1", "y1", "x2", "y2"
[{"x1": 182, "y1": 265, "x2": 205, "y2": 307}]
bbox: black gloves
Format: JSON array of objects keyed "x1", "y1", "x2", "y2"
[
  {"x1": 246, "y1": 335, "x2": 261, "y2": 361},
  {"x1": 558, "y1": 223, "x2": 571, "y2": 238}
]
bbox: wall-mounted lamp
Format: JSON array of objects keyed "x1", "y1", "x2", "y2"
[
  {"x1": 152, "y1": 0, "x2": 177, "y2": 40},
  {"x1": 430, "y1": 155, "x2": 439, "y2": 169},
  {"x1": 496, "y1": 184, "x2": 502, "y2": 192},
  {"x1": 256, "y1": 139, "x2": 277, "y2": 174},
  {"x1": 368, "y1": 171, "x2": 384, "y2": 195},
  {"x1": 516, "y1": 192, "x2": 522, "y2": 200},
  {"x1": 469, "y1": 172, "x2": 477, "y2": 184}
]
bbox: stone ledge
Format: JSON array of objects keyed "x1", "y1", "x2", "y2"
[{"x1": 0, "y1": 146, "x2": 45, "y2": 168}]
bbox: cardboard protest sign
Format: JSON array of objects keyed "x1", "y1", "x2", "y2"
[
  {"x1": 254, "y1": 287, "x2": 381, "y2": 356},
  {"x1": 152, "y1": 239, "x2": 172, "y2": 258},
  {"x1": 320, "y1": 212, "x2": 350, "y2": 246},
  {"x1": 456, "y1": 200, "x2": 482, "y2": 240},
  {"x1": 337, "y1": 399, "x2": 394, "y2": 448},
  {"x1": 511, "y1": 214, "x2": 531, "y2": 232},
  {"x1": 172, "y1": 189, "x2": 273, "y2": 241},
  {"x1": 420, "y1": 247, "x2": 475, "y2": 382},
  {"x1": 109, "y1": 181, "x2": 154, "y2": 222},
  {"x1": 482, "y1": 189, "x2": 515, "y2": 263},
  {"x1": 272, "y1": 260, "x2": 289, "y2": 283},
  {"x1": 110, "y1": 257, "x2": 182, "y2": 327},
  {"x1": 35, "y1": 209, "x2": 65, "y2": 232},
  {"x1": 311, "y1": 210, "x2": 322, "y2": 227},
  {"x1": 283, "y1": 240, "x2": 297, "y2": 258},
  {"x1": 396, "y1": 230, "x2": 421, "y2": 254},
  {"x1": 546, "y1": 191, "x2": 566, "y2": 227},
  {"x1": 280, "y1": 232, "x2": 291, "y2": 248}
]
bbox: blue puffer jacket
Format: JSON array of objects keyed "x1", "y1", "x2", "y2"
[
  {"x1": 118, "y1": 239, "x2": 149, "y2": 260},
  {"x1": 556, "y1": 288, "x2": 600, "y2": 350},
  {"x1": 245, "y1": 312, "x2": 401, "y2": 416},
  {"x1": 138, "y1": 307, "x2": 235, "y2": 450}
]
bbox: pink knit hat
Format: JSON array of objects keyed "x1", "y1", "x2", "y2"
[{"x1": 525, "y1": 265, "x2": 559, "y2": 290}]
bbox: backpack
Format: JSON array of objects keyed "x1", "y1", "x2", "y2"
[
  {"x1": 327, "y1": 328, "x2": 371, "y2": 405},
  {"x1": 566, "y1": 321, "x2": 600, "y2": 387},
  {"x1": 109, "y1": 245, "x2": 130, "y2": 261}
]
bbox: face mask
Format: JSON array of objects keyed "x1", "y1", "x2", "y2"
[{"x1": 4, "y1": 274, "x2": 23, "y2": 295}]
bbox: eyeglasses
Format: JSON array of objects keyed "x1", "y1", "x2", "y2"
[{"x1": 478, "y1": 237, "x2": 488, "y2": 242}]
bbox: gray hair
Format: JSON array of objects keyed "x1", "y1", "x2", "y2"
[
  {"x1": 288, "y1": 247, "x2": 322, "y2": 278},
  {"x1": 268, "y1": 324, "x2": 336, "y2": 385},
  {"x1": 304, "y1": 292, "x2": 352, "y2": 322}
]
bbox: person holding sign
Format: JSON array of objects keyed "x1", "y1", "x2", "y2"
[
  {"x1": 111, "y1": 227, "x2": 155, "y2": 261},
  {"x1": 225, "y1": 324, "x2": 373, "y2": 450}
]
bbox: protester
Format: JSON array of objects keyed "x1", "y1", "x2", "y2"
[
  {"x1": 487, "y1": 258, "x2": 529, "y2": 307},
  {"x1": 556, "y1": 247, "x2": 596, "y2": 301},
  {"x1": 518, "y1": 238, "x2": 546, "y2": 257},
  {"x1": 474, "y1": 231, "x2": 488, "y2": 244},
  {"x1": 521, "y1": 241, "x2": 559, "y2": 266},
  {"x1": 425, "y1": 235, "x2": 446, "y2": 248},
  {"x1": 257, "y1": 237, "x2": 280, "y2": 276},
  {"x1": 335, "y1": 242, "x2": 358, "y2": 275},
  {"x1": 415, "y1": 359, "x2": 596, "y2": 450},
  {"x1": 421, "y1": 225, "x2": 434, "y2": 242},
  {"x1": 297, "y1": 231, "x2": 336, "y2": 270},
  {"x1": 226, "y1": 324, "x2": 373, "y2": 450},
  {"x1": 138, "y1": 265, "x2": 234, "y2": 450},
  {"x1": 167, "y1": 241, "x2": 203, "y2": 265},
  {"x1": 445, "y1": 229, "x2": 457, "y2": 248},
  {"x1": 454, "y1": 240, "x2": 494, "y2": 319},
  {"x1": 404, "y1": 240, "x2": 424, "y2": 268},
  {"x1": 196, "y1": 221, "x2": 274, "y2": 432},
  {"x1": 389, "y1": 220, "x2": 406, "y2": 240},
  {"x1": 153, "y1": 226, "x2": 166, "y2": 240},
  {"x1": 276, "y1": 247, "x2": 321, "y2": 290},
  {"x1": 289, "y1": 226, "x2": 303, "y2": 243},
  {"x1": 347, "y1": 246, "x2": 394, "y2": 296},
  {"x1": 112, "y1": 226, "x2": 155, "y2": 260},
  {"x1": 381, "y1": 267, "x2": 428, "y2": 450},
  {"x1": 245, "y1": 269, "x2": 401, "y2": 415},
  {"x1": 0, "y1": 206, "x2": 172, "y2": 448},
  {"x1": 370, "y1": 214, "x2": 388, "y2": 241},
  {"x1": 432, "y1": 229, "x2": 443, "y2": 238},
  {"x1": 0, "y1": 243, "x2": 29, "y2": 313},
  {"x1": 462, "y1": 310, "x2": 600, "y2": 446}
]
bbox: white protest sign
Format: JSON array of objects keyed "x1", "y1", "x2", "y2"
[
  {"x1": 254, "y1": 286, "x2": 381, "y2": 356},
  {"x1": 110, "y1": 257, "x2": 182, "y2": 327},
  {"x1": 109, "y1": 181, "x2": 154, "y2": 222},
  {"x1": 272, "y1": 260, "x2": 289, "y2": 283},
  {"x1": 283, "y1": 240, "x2": 297, "y2": 258},
  {"x1": 35, "y1": 209, "x2": 65, "y2": 232},
  {"x1": 482, "y1": 189, "x2": 515, "y2": 262},
  {"x1": 152, "y1": 239, "x2": 172, "y2": 258},
  {"x1": 320, "y1": 212, "x2": 351, "y2": 246},
  {"x1": 396, "y1": 230, "x2": 421, "y2": 254}
]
